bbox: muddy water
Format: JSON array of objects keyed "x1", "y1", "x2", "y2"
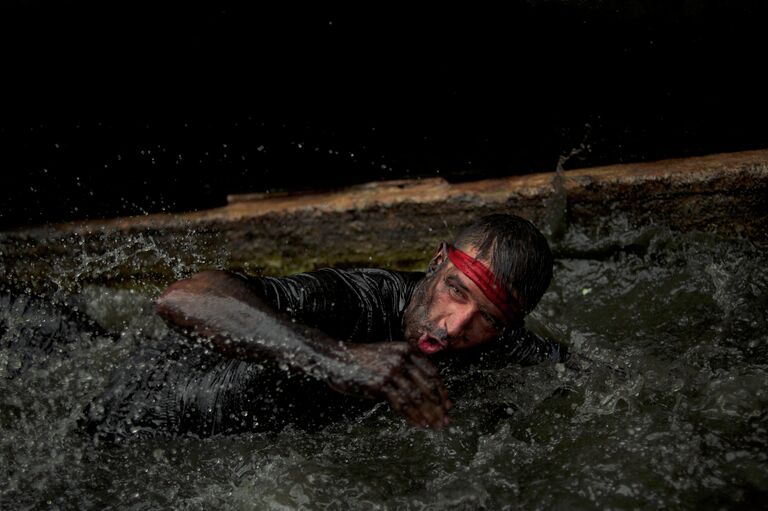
[{"x1": 1, "y1": 221, "x2": 766, "y2": 510}]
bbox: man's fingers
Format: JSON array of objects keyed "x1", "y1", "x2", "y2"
[
  {"x1": 403, "y1": 361, "x2": 451, "y2": 429},
  {"x1": 384, "y1": 383, "x2": 430, "y2": 427},
  {"x1": 389, "y1": 370, "x2": 449, "y2": 430},
  {"x1": 410, "y1": 355, "x2": 451, "y2": 409},
  {"x1": 408, "y1": 352, "x2": 439, "y2": 377},
  {"x1": 406, "y1": 354, "x2": 452, "y2": 412},
  {"x1": 391, "y1": 373, "x2": 421, "y2": 402},
  {"x1": 406, "y1": 363, "x2": 444, "y2": 405}
]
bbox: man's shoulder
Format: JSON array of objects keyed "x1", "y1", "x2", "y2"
[
  {"x1": 344, "y1": 267, "x2": 424, "y2": 281},
  {"x1": 240, "y1": 267, "x2": 424, "y2": 296},
  {"x1": 275, "y1": 266, "x2": 422, "y2": 282},
  {"x1": 312, "y1": 267, "x2": 424, "y2": 294}
]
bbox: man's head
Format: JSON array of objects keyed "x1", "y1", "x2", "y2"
[{"x1": 403, "y1": 214, "x2": 553, "y2": 355}]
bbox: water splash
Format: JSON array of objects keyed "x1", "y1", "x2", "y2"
[
  {"x1": 1, "y1": 221, "x2": 767, "y2": 509},
  {"x1": 544, "y1": 133, "x2": 591, "y2": 243}
]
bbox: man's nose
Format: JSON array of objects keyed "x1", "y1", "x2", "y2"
[{"x1": 444, "y1": 304, "x2": 475, "y2": 339}]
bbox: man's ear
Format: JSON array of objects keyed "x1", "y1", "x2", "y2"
[{"x1": 426, "y1": 242, "x2": 448, "y2": 276}]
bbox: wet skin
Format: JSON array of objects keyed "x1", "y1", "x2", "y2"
[
  {"x1": 155, "y1": 244, "x2": 516, "y2": 431},
  {"x1": 403, "y1": 243, "x2": 517, "y2": 356}
]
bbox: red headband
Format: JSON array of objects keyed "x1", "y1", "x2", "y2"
[{"x1": 446, "y1": 245, "x2": 518, "y2": 320}]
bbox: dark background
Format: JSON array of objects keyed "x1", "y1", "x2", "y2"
[{"x1": 2, "y1": 1, "x2": 766, "y2": 230}]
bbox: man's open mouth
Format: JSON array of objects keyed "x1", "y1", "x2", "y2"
[{"x1": 417, "y1": 333, "x2": 448, "y2": 355}]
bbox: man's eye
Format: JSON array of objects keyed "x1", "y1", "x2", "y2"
[{"x1": 447, "y1": 284, "x2": 463, "y2": 298}]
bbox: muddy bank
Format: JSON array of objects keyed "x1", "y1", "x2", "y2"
[{"x1": 2, "y1": 149, "x2": 766, "y2": 291}]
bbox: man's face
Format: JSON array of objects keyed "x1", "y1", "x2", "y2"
[{"x1": 403, "y1": 244, "x2": 512, "y2": 355}]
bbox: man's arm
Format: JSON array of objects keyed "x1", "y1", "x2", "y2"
[
  {"x1": 500, "y1": 326, "x2": 568, "y2": 366},
  {"x1": 155, "y1": 270, "x2": 451, "y2": 430},
  {"x1": 499, "y1": 326, "x2": 597, "y2": 372}
]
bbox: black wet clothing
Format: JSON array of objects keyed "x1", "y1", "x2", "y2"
[{"x1": 82, "y1": 268, "x2": 567, "y2": 442}]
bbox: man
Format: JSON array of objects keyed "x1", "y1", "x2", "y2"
[{"x1": 83, "y1": 213, "x2": 566, "y2": 441}]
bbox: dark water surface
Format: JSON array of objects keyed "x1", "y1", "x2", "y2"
[{"x1": 1, "y1": 221, "x2": 766, "y2": 510}]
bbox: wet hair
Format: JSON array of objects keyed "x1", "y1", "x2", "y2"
[{"x1": 452, "y1": 213, "x2": 553, "y2": 315}]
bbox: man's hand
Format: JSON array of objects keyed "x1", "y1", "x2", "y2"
[{"x1": 329, "y1": 342, "x2": 452, "y2": 430}]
